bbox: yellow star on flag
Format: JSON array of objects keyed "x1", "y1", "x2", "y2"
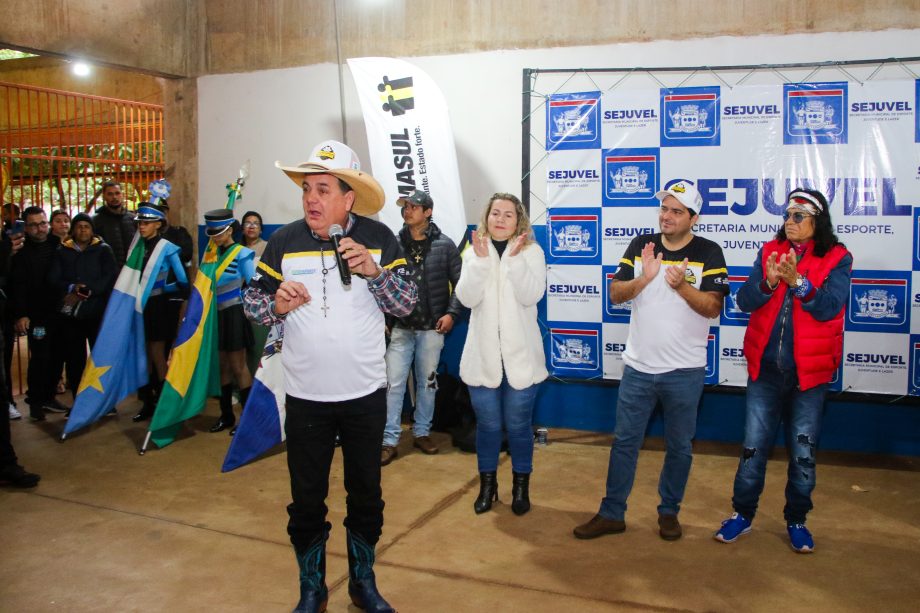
[{"x1": 78, "y1": 356, "x2": 111, "y2": 395}]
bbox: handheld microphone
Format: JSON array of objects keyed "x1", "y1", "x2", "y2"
[{"x1": 328, "y1": 224, "x2": 351, "y2": 287}]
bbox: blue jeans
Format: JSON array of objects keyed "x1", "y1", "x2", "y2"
[
  {"x1": 468, "y1": 376, "x2": 540, "y2": 474},
  {"x1": 731, "y1": 363, "x2": 826, "y2": 524},
  {"x1": 599, "y1": 365, "x2": 705, "y2": 521},
  {"x1": 383, "y1": 328, "x2": 445, "y2": 446}
]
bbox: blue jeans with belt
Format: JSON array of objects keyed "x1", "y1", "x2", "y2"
[
  {"x1": 731, "y1": 362, "x2": 826, "y2": 524},
  {"x1": 599, "y1": 365, "x2": 705, "y2": 521},
  {"x1": 468, "y1": 376, "x2": 540, "y2": 474}
]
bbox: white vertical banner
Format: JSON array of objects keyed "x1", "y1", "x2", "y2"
[{"x1": 347, "y1": 57, "x2": 467, "y2": 247}]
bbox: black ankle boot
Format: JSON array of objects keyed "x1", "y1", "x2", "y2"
[
  {"x1": 209, "y1": 384, "x2": 235, "y2": 433},
  {"x1": 293, "y1": 530, "x2": 328, "y2": 613},
  {"x1": 511, "y1": 471, "x2": 531, "y2": 516},
  {"x1": 346, "y1": 529, "x2": 395, "y2": 613},
  {"x1": 474, "y1": 471, "x2": 498, "y2": 514}
]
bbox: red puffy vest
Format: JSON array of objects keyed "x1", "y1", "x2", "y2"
[{"x1": 743, "y1": 240, "x2": 849, "y2": 390}]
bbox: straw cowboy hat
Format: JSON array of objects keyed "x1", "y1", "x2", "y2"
[{"x1": 275, "y1": 140, "x2": 385, "y2": 216}]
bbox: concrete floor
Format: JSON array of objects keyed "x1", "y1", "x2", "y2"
[{"x1": 2, "y1": 398, "x2": 920, "y2": 613}]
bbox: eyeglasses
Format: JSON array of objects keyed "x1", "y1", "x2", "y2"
[
  {"x1": 242, "y1": 221, "x2": 261, "y2": 228},
  {"x1": 782, "y1": 211, "x2": 812, "y2": 224},
  {"x1": 25, "y1": 221, "x2": 49, "y2": 228}
]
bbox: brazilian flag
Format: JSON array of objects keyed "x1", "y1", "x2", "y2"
[{"x1": 147, "y1": 241, "x2": 243, "y2": 448}]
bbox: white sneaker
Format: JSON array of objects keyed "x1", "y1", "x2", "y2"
[{"x1": 9, "y1": 403, "x2": 22, "y2": 420}]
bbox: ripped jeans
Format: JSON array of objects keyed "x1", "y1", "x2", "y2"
[
  {"x1": 731, "y1": 362, "x2": 826, "y2": 524},
  {"x1": 383, "y1": 327, "x2": 445, "y2": 447}
]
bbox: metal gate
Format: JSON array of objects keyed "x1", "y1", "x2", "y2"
[{"x1": 0, "y1": 80, "x2": 164, "y2": 397}]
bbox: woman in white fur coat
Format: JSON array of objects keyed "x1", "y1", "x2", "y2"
[{"x1": 455, "y1": 193, "x2": 547, "y2": 516}]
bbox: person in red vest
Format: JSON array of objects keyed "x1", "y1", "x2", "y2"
[{"x1": 714, "y1": 188, "x2": 852, "y2": 554}]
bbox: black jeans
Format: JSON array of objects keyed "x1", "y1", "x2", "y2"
[
  {"x1": 285, "y1": 388, "x2": 386, "y2": 550},
  {"x1": 0, "y1": 324, "x2": 16, "y2": 468},
  {"x1": 25, "y1": 321, "x2": 58, "y2": 407},
  {"x1": 61, "y1": 317, "x2": 102, "y2": 399}
]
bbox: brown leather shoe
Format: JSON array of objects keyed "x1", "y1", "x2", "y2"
[
  {"x1": 413, "y1": 436, "x2": 439, "y2": 455},
  {"x1": 573, "y1": 514, "x2": 626, "y2": 539},
  {"x1": 380, "y1": 445, "x2": 398, "y2": 466},
  {"x1": 658, "y1": 513, "x2": 682, "y2": 541}
]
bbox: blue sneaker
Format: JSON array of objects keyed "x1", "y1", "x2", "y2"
[
  {"x1": 787, "y1": 523, "x2": 814, "y2": 553},
  {"x1": 714, "y1": 512, "x2": 752, "y2": 543}
]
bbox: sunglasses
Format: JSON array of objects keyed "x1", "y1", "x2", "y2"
[
  {"x1": 242, "y1": 221, "x2": 261, "y2": 228},
  {"x1": 782, "y1": 211, "x2": 812, "y2": 224}
]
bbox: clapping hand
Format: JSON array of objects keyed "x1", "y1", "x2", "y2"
[
  {"x1": 665, "y1": 257, "x2": 689, "y2": 289},
  {"x1": 508, "y1": 233, "x2": 527, "y2": 256},
  {"x1": 640, "y1": 242, "x2": 662, "y2": 282},
  {"x1": 472, "y1": 230, "x2": 489, "y2": 258},
  {"x1": 775, "y1": 249, "x2": 799, "y2": 286}
]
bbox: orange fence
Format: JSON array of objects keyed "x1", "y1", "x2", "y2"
[{"x1": 0, "y1": 81, "x2": 165, "y2": 397}]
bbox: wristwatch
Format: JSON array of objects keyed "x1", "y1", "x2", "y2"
[{"x1": 794, "y1": 274, "x2": 804, "y2": 289}]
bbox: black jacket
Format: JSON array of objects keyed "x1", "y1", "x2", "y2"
[
  {"x1": 163, "y1": 224, "x2": 194, "y2": 267},
  {"x1": 49, "y1": 237, "x2": 118, "y2": 321},
  {"x1": 394, "y1": 221, "x2": 463, "y2": 326},
  {"x1": 93, "y1": 206, "x2": 136, "y2": 266},
  {"x1": 9, "y1": 235, "x2": 61, "y2": 325}
]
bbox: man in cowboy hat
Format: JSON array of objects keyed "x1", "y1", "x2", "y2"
[{"x1": 243, "y1": 139, "x2": 416, "y2": 613}]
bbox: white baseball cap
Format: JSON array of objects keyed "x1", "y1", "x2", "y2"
[{"x1": 655, "y1": 179, "x2": 702, "y2": 216}]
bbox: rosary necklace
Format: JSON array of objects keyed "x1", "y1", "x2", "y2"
[{"x1": 318, "y1": 245, "x2": 338, "y2": 318}]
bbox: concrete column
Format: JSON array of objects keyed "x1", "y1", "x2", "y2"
[{"x1": 161, "y1": 77, "x2": 199, "y2": 260}]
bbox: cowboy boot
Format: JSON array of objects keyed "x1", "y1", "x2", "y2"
[
  {"x1": 293, "y1": 530, "x2": 328, "y2": 613},
  {"x1": 511, "y1": 471, "x2": 531, "y2": 516},
  {"x1": 209, "y1": 384, "x2": 235, "y2": 432},
  {"x1": 473, "y1": 472, "x2": 498, "y2": 514},
  {"x1": 230, "y1": 386, "x2": 251, "y2": 436},
  {"x1": 346, "y1": 529, "x2": 395, "y2": 612}
]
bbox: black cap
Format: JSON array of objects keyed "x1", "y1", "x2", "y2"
[
  {"x1": 71, "y1": 213, "x2": 95, "y2": 232},
  {"x1": 204, "y1": 208, "x2": 235, "y2": 236},
  {"x1": 397, "y1": 190, "x2": 434, "y2": 209}
]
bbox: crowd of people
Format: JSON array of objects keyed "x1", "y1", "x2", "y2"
[
  {"x1": 0, "y1": 182, "x2": 271, "y2": 481},
  {"x1": 0, "y1": 139, "x2": 852, "y2": 613}
]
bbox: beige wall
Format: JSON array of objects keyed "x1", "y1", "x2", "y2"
[
  {"x1": 0, "y1": 57, "x2": 163, "y2": 102},
  {"x1": 0, "y1": 0, "x2": 197, "y2": 77},
  {"x1": 2, "y1": 1, "x2": 919, "y2": 78}
]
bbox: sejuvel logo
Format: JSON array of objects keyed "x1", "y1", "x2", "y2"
[
  {"x1": 660, "y1": 86, "x2": 721, "y2": 147},
  {"x1": 603, "y1": 148, "x2": 659, "y2": 204},
  {"x1": 550, "y1": 328, "x2": 599, "y2": 370},
  {"x1": 546, "y1": 92, "x2": 601, "y2": 150},
  {"x1": 548, "y1": 213, "x2": 598, "y2": 258},
  {"x1": 848, "y1": 277, "x2": 908, "y2": 330},
  {"x1": 783, "y1": 82, "x2": 848, "y2": 145}
]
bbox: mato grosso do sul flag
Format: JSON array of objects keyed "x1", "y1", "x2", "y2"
[{"x1": 63, "y1": 234, "x2": 183, "y2": 438}]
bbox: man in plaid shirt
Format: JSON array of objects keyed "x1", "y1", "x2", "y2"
[{"x1": 244, "y1": 140, "x2": 415, "y2": 613}]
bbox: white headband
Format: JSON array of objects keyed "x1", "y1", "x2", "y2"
[{"x1": 786, "y1": 190, "x2": 824, "y2": 215}]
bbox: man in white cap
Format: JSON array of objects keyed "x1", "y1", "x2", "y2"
[
  {"x1": 243, "y1": 140, "x2": 416, "y2": 613},
  {"x1": 574, "y1": 179, "x2": 728, "y2": 542}
]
